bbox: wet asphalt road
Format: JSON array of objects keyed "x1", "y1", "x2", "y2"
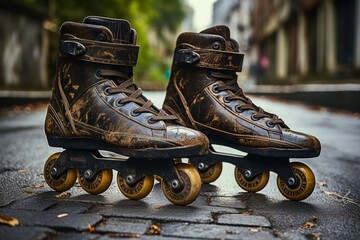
[{"x1": 0, "y1": 92, "x2": 359, "y2": 239}]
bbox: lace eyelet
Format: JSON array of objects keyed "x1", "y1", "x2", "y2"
[
  {"x1": 147, "y1": 117, "x2": 156, "y2": 124},
  {"x1": 104, "y1": 87, "x2": 111, "y2": 96},
  {"x1": 97, "y1": 33, "x2": 107, "y2": 41},
  {"x1": 223, "y1": 96, "x2": 231, "y2": 103},
  {"x1": 115, "y1": 98, "x2": 123, "y2": 107},
  {"x1": 235, "y1": 105, "x2": 243, "y2": 113},
  {"x1": 212, "y1": 41, "x2": 221, "y2": 50},
  {"x1": 266, "y1": 120, "x2": 275, "y2": 128},
  {"x1": 212, "y1": 85, "x2": 220, "y2": 93},
  {"x1": 96, "y1": 69, "x2": 102, "y2": 78},
  {"x1": 130, "y1": 109, "x2": 140, "y2": 117},
  {"x1": 251, "y1": 114, "x2": 260, "y2": 121}
]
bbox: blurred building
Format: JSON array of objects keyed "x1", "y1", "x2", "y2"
[
  {"x1": 213, "y1": 0, "x2": 360, "y2": 85},
  {"x1": 251, "y1": 0, "x2": 360, "y2": 84},
  {"x1": 213, "y1": 0, "x2": 252, "y2": 51},
  {"x1": 0, "y1": 1, "x2": 49, "y2": 89},
  {"x1": 212, "y1": 0, "x2": 253, "y2": 84},
  {"x1": 181, "y1": 2, "x2": 194, "y2": 32}
]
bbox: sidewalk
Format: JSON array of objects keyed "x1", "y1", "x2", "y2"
[
  {"x1": 0, "y1": 91, "x2": 359, "y2": 239},
  {"x1": 246, "y1": 83, "x2": 360, "y2": 113}
]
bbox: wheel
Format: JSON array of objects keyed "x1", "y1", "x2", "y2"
[
  {"x1": 277, "y1": 162, "x2": 315, "y2": 201},
  {"x1": 161, "y1": 163, "x2": 201, "y2": 206},
  {"x1": 196, "y1": 162, "x2": 223, "y2": 184},
  {"x1": 78, "y1": 169, "x2": 113, "y2": 194},
  {"x1": 43, "y1": 152, "x2": 77, "y2": 192},
  {"x1": 117, "y1": 174, "x2": 154, "y2": 200},
  {"x1": 234, "y1": 167, "x2": 269, "y2": 192}
]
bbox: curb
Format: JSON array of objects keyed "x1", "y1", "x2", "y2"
[
  {"x1": 0, "y1": 91, "x2": 51, "y2": 107},
  {"x1": 246, "y1": 84, "x2": 360, "y2": 113}
]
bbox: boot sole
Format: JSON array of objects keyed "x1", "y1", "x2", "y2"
[
  {"x1": 211, "y1": 138, "x2": 321, "y2": 158},
  {"x1": 47, "y1": 136, "x2": 206, "y2": 159}
]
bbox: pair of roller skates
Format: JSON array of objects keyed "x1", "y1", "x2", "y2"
[{"x1": 44, "y1": 16, "x2": 321, "y2": 206}]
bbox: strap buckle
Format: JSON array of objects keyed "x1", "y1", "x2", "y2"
[
  {"x1": 59, "y1": 40, "x2": 86, "y2": 56},
  {"x1": 175, "y1": 49, "x2": 200, "y2": 64}
]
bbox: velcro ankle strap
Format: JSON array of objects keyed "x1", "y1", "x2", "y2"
[
  {"x1": 174, "y1": 49, "x2": 244, "y2": 71},
  {"x1": 59, "y1": 39, "x2": 139, "y2": 66}
]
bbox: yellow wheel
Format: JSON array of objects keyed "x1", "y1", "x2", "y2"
[
  {"x1": 43, "y1": 152, "x2": 77, "y2": 192},
  {"x1": 234, "y1": 167, "x2": 269, "y2": 192},
  {"x1": 161, "y1": 163, "x2": 201, "y2": 206},
  {"x1": 192, "y1": 161, "x2": 222, "y2": 184},
  {"x1": 277, "y1": 162, "x2": 315, "y2": 201},
  {"x1": 78, "y1": 169, "x2": 113, "y2": 194},
  {"x1": 117, "y1": 174, "x2": 154, "y2": 200}
]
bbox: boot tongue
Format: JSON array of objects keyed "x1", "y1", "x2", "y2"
[{"x1": 83, "y1": 16, "x2": 132, "y2": 43}]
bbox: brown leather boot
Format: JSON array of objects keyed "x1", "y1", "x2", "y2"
[
  {"x1": 43, "y1": 16, "x2": 208, "y2": 206},
  {"x1": 163, "y1": 25, "x2": 321, "y2": 201},
  {"x1": 164, "y1": 25, "x2": 320, "y2": 158},
  {"x1": 45, "y1": 17, "x2": 209, "y2": 158}
]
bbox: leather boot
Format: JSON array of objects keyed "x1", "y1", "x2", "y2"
[
  {"x1": 44, "y1": 16, "x2": 209, "y2": 159},
  {"x1": 163, "y1": 25, "x2": 320, "y2": 158}
]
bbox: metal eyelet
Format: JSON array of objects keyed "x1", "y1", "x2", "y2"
[
  {"x1": 223, "y1": 96, "x2": 231, "y2": 103},
  {"x1": 97, "y1": 33, "x2": 107, "y2": 41},
  {"x1": 147, "y1": 117, "x2": 156, "y2": 124},
  {"x1": 212, "y1": 85, "x2": 220, "y2": 93},
  {"x1": 115, "y1": 98, "x2": 123, "y2": 107},
  {"x1": 130, "y1": 109, "x2": 140, "y2": 117},
  {"x1": 95, "y1": 69, "x2": 102, "y2": 78},
  {"x1": 266, "y1": 120, "x2": 275, "y2": 128},
  {"x1": 235, "y1": 105, "x2": 243, "y2": 113},
  {"x1": 104, "y1": 87, "x2": 111, "y2": 96},
  {"x1": 251, "y1": 114, "x2": 260, "y2": 121},
  {"x1": 212, "y1": 41, "x2": 221, "y2": 50}
]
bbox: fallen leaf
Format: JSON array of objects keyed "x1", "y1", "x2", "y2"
[
  {"x1": 88, "y1": 224, "x2": 95, "y2": 233},
  {"x1": 57, "y1": 213, "x2": 68, "y2": 218},
  {"x1": 146, "y1": 224, "x2": 161, "y2": 235},
  {"x1": 0, "y1": 215, "x2": 20, "y2": 227},
  {"x1": 302, "y1": 221, "x2": 316, "y2": 229},
  {"x1": 249, "y1": 227, "x2": 261, "y2": 233},
  {"x1": 312, "y1": 215, "x2": 319, "y2": 222},
  {"x1": 32, "y1": 184, "x2": 44, "y2": 189},
  {"x1": 322, "y1": 190, "x2": 359, "y2": 206},
  {"x1": 306, "y1": 233, "x2": 321, "y2": 240},
  {"x1": 54, "y1": 192, "x2": 70, "y2": 198},
  {"x1": 18, "y1": 170, "x2": 27, "y2": 173},
  {"x1": 318, "y1": 181, "x2": 327, "y2": 187},
  {"x1": 154, "y1": 205, "x2": 161, "y2": 209},
  {"x1": 23, "y1": 189, "x2": 33, "y2": 195}
]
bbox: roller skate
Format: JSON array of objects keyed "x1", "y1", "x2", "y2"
[
  {"x1": 43, "y1": 16, "x2": 209, "y2": 206},
  {"x1": 163, "y1": 26, "x2": 321, "y2": 201}
]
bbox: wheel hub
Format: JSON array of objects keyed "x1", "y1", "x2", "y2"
[
  {"x1": 84, "y1": 170, "x2": 93, "y2": 180},
  {"x1": 126, "y1": 175, "x2": 135, "y2": 185},
  {"x1": 244, "y1": 170, "x2": 252, "y2": 178},
  {"x1": 50, "y1": 167, "x2": 58, "y2": 177}
]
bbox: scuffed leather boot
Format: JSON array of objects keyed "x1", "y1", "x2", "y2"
[
  {"x1": 164, "y1": 25, "x2": 320, "y2": 158},
  {"x1": 163, "y1": 26, "x2": 321, "y2": 201},
  {"x1": 43, "y1": 16, "x2": 208, "y2": 206}
]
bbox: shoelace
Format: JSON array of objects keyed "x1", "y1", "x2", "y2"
[
  {"x1": 99, "y1": 69, "x2": 177, "y2": 122},
  {"x1": 209, "y1": 71, "x2": 284, "y2": 126}
]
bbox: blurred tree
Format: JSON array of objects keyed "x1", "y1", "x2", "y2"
[{"x1": 18, "y1": 0, "x2": 185, "y2": 86}]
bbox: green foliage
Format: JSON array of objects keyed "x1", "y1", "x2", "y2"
[{"x1": 19, "y1": 0, "x2": 185, "y2": 84}]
